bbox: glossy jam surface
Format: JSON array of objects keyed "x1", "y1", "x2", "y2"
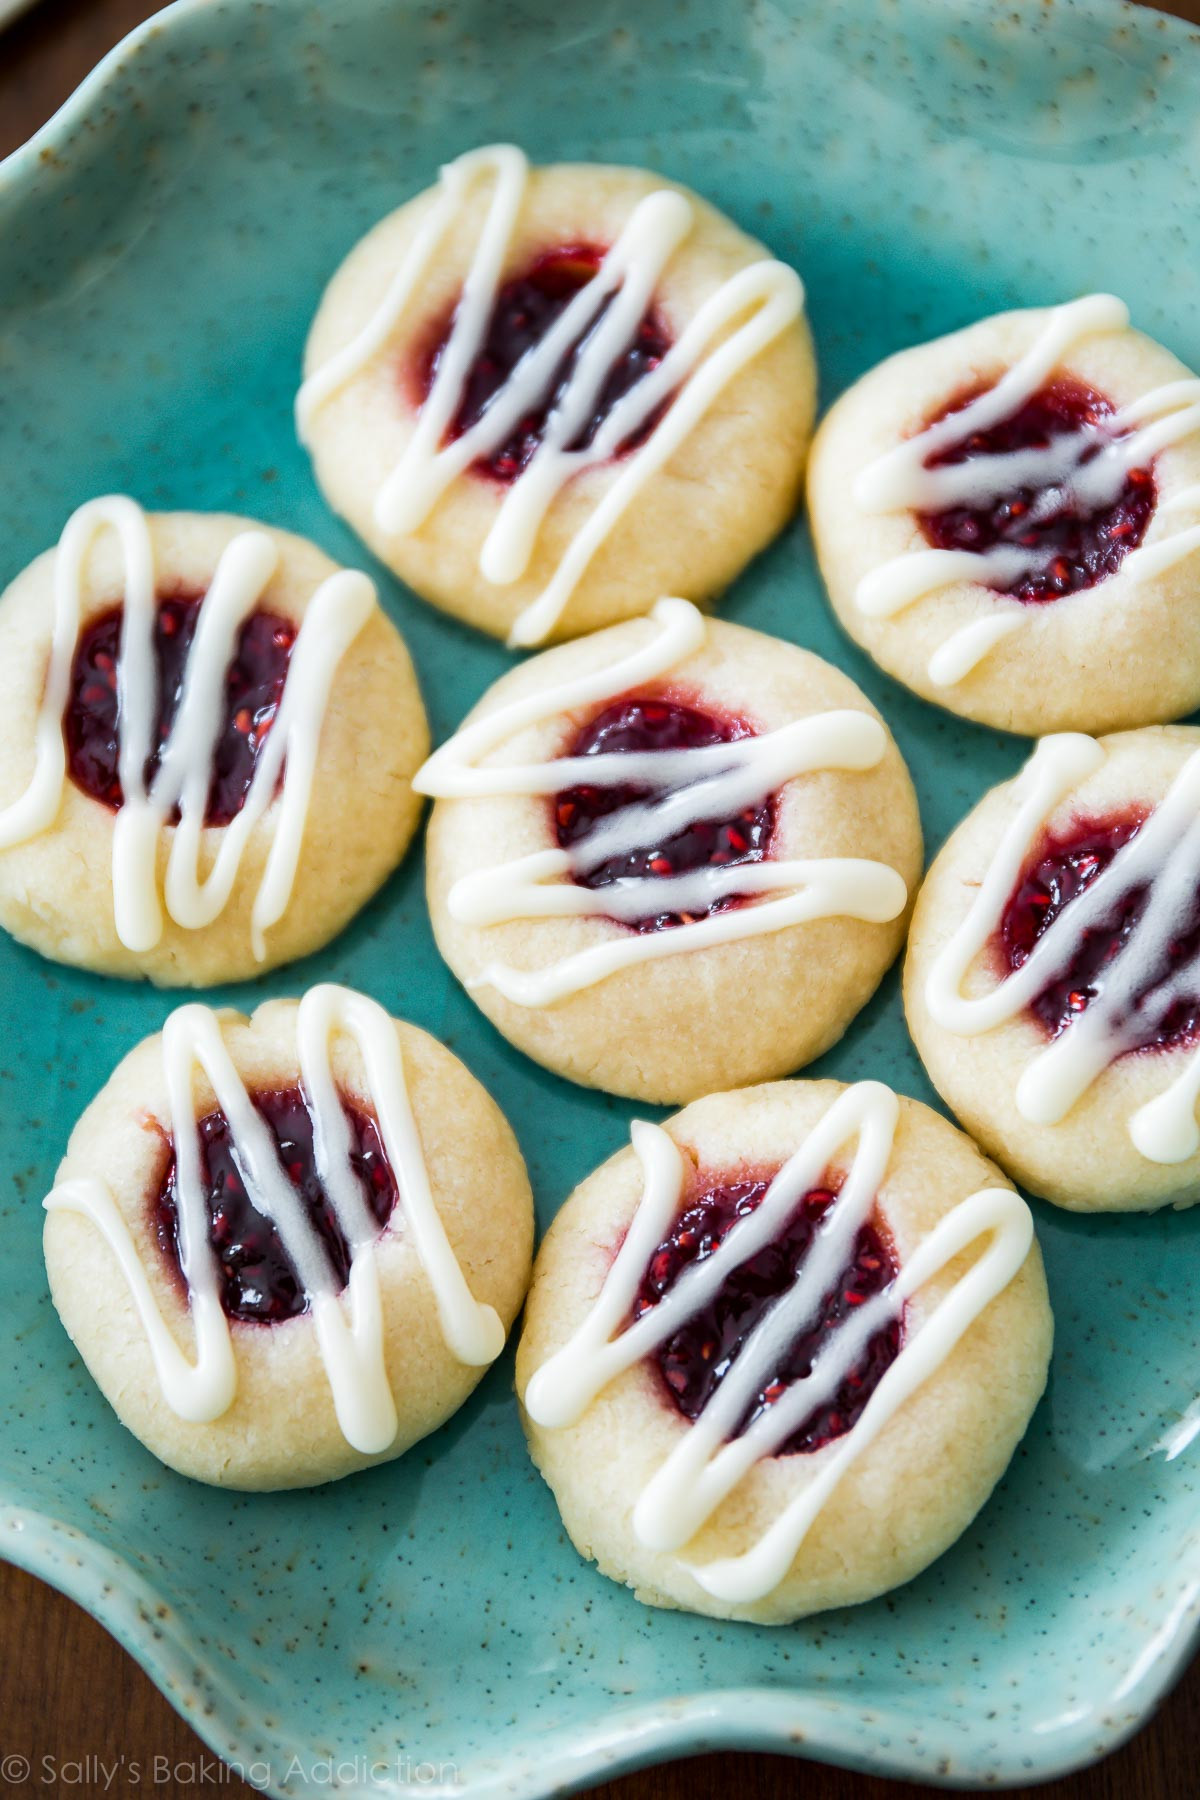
[
  {"x1": 416, "y1": 245, "x2": 673, "y2": 483},
  {"x1": 999, "y1": 810, "x2": 1200, "y2": 1049},
  {"x1": 66, "y1": 594, "x2": 295, "y2": 825},
  {"x1": 554, "y1": 696, "x2": 775, "y2": 933},
  {"x1": 919, "y1": 376, "x2": 1156, "y2": 603},
  {"x1": 633, "y1": 1176, "x2": 900, "y2": 1455},
  {"x1": 155, "y1": 1086, "x2": 398, "y2": 1325}
]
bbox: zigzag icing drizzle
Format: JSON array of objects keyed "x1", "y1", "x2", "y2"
[
  {"x1": 414, "y1": 598, "x2": 908, "y2": 1007},
  {"x1": 44, "y1": 985, "x2": 505, "y2": 1452},
  {"x1": 852, "y1": 295, "x2": 1200, "y2": 687},
  {"x1": 926, "y1": 733, "x2": 1200, "y2": 1163},
  {"x1": 296, "y1": 145, "x2": 804, "y2": 648},
  {"x1": 524, "y1": 1081, "x2": 1031, "y2": 1604},
  {"x1": 0, "y1": 496, "x2": 373, "y2": 959}
]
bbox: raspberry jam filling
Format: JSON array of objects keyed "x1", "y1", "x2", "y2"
[
  {"x1": 553, "y1": 696, "x2": 775, "y2": 933},
  {"x1": 66, "y1": 594, "x2": 295, "y2": 826},
  {"x1": 415, "y1": 245, "x2": 673, "y2": 483},
  {"x1": 919, "y1": 375, "x2": 1156, "y2": 603},
  {"x1": 999, "y1": 810, "x2": 1200, "y2": 1049},
  {"x1": 633, "y1": 1176, "x2": 900, "y2": 1455},
  {"x1": 155, "y1": 1086, "x2": 397, "y2": 1325}
]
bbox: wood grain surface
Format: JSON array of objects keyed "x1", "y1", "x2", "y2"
[{"x1": 1, "y1": 2, "x2": 1198, "y2": 1796}]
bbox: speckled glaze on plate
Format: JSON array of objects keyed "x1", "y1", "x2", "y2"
[{"x1": 1, "y1": 0, "x2": 1198, "y2": 1792}]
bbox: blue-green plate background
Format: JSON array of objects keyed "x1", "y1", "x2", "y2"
[{"x1": 1, "y1": 0, "x2": 1198, "y2": 1790}]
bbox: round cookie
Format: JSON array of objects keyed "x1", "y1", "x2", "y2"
[
  {"x1": 43, "y1": 985, "x2": 534, "y2": 1489},
  {"x1": 418, "y1": 598, "x2": 923, "y2": 1105},
  {"x1": 809, "y1": 293, "x2": 1200, "y2": 735},
  {"x1": 906, "y1": 725, "x2": 1200, "y2": 1212},
  {"x1": 298, "y1": 144, "x2": 816, "y2": 647},
  {"x1": 516, "y1": 1077, "x2": 1051, "y2": 1624},
  {"x1": 0, "y1": 497, "x2": 429, "y2": 985}
]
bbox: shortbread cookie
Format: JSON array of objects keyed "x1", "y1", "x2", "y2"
[
  {"x1": 43, "y1": 986, "x2": 534, "y2": 1488},
  {"x1": 0, "y1": 497, "x2": 429, "y2": 984},
  {"x1": 517, "y1": 1078, "x2": 1051, "y2": 1623},
  {"x1": 418, "y1": 598, "x2": 922, "y2": 1104},
  {"x1": 906, "y1": 726, "x2": 1200, "y2": 1211},
  {"x1": 809, "y1": 294, "x2": 1200, "y2": 734},
  {"x1": 298, "y1": 145, "x2": 816, "y2": 646}
]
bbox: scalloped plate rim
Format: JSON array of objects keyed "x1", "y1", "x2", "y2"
[
  {"x1": 1, "y1": 0, "x2": 1199, "y2": 1792},
  {"x1": 4, "y1": 1498, "x2": 1198, "y2": 1795}
]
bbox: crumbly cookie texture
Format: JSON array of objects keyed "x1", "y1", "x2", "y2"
[
  {"x1": 516, "y1": 1078, "x2": 1052, "y2": 1624},
  {"x1": 44, "y1": 997, "x2": 534, "y2": 1489},
  {"x1": 301, "y1": 158, "x2": 816, "y2": 643},
  {"x1": 906, "y1": 724, "x2": 1200, "y2": 1212},
  {"x1": 424, "y1": 611, "x2": 923, "y2": 1104},
  {"x1": 809, "y1": 301, "x2": 1200, "y2": 735},
  {"x1": 0, "y1": 511, "x2": 429, "y2": 984}
]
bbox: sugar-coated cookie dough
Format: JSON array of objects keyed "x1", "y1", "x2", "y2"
[
  {"x1": 517, "y1": 1077, "x2": 1051, "y2": 1624},
  {"x1": 298, "y1": 145, "x2": 816, "y2": 647},
  {"x1": 809, "y1": 294, "x2": 1200, "y2": 736},
  {"x1": 418, "y1": 598, "x2": 923, "y2": 1104},
  {"x1": 0, "y1": 498, "x2": 429, "y2": 985},
  {"x1": 906, "y1": 725, "x2": 1200, "y2": 1212},
  {"x1": 43, "y1": 986, "x2": 534, "y2": 1489}
]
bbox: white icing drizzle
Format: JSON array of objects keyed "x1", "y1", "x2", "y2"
[
  {"x1": 44, "y1": 985, "x2": 505, "y2": 1452},
  {"x1": 852, "y1": 295, "x2": 1200, "y2": 687},
  {"x1": 0, "y1": 497, "x2": 373, "y2": 958},
  {"x1": 296, "y1": 145, "x2": 805, "y2": 648},
  {"x1": 414, "y1": 597, "x2": 908, "y2": 1007},
  {"x1": 524, "y1": 1081, "x2": 1032, "y2": 1604},
  {"x1": 926, "y1": 733, "x2": 1200, "y2": 1163}
]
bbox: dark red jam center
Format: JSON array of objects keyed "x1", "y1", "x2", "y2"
[
  {"x1": 633, "y1": 1177, "x2": 900, "y2": 1456},
  {"x1": 999, "y1": 810, "x2": 1200, "y2": 1050},
  {"x1": 553, "y1": 696, "x2": 775, "y2": 933},
  {"x1": 918, "y1": 375, "x2": 1156, "y2": 603},
  {"x1": 415, "y1": 245, "x2": 673, "y2": 483},
  {"x1": 65, "y1": 594, "x2": 295, "y2": 827},
  {"x1": 155, "y1": 1086, "x2": 398, "y2": 1325}
]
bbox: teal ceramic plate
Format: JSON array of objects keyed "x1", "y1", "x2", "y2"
[{"x1": 2, "y1": 0, "x2": 1199, "y2": 1791}]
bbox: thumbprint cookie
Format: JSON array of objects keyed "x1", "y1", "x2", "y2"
[
  {"x1": 809, "y1": 295, "x2": 1200, "y2": 735},
  {"x1": 0, "y1": 497, "x2": 429, "y2": 984},
  {"x1": 907, "y1": 726, "x2": 1200, "y2": 1211},
  {"x1": 417, "y1": 598, "x2": 922, "y2": 1104},
  {"x1": 298, "y1": 146, "x2": 816, "y2": 647},
  {"x1": 517, "y1": 1078, "x2": 1051, "y2": 1623},
  {"x1": 43, "y1": 985, "x2": 534, "y2": 1488}
]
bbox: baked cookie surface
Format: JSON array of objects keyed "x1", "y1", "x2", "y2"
[
  {"x1": 906, "y1": 726, "x2": 1200, "y2": 1212},
  {"x1": 298, "y1": 146, "x2": 816, "y2": 647},
  {"x1": 516, "y1": 1077, "x2": 1051, "y2": 1624},
  {"x1": 43, "y1": 985, "x2": 534, "y2": 1489},
  {"x1": 0, "y1": 497, "x2": 429, "y2": 984},
  {"x1": 809, "y1": 294, "x2": 1200, "y2": 735},
  {"x1": 418, "y1": 598, "x2": 923, "y2": 1104}
]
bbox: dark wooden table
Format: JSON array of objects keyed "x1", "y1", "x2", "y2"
[{"x1": 2, "y1": 2, "x2": 1198, "y2": 1795}]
